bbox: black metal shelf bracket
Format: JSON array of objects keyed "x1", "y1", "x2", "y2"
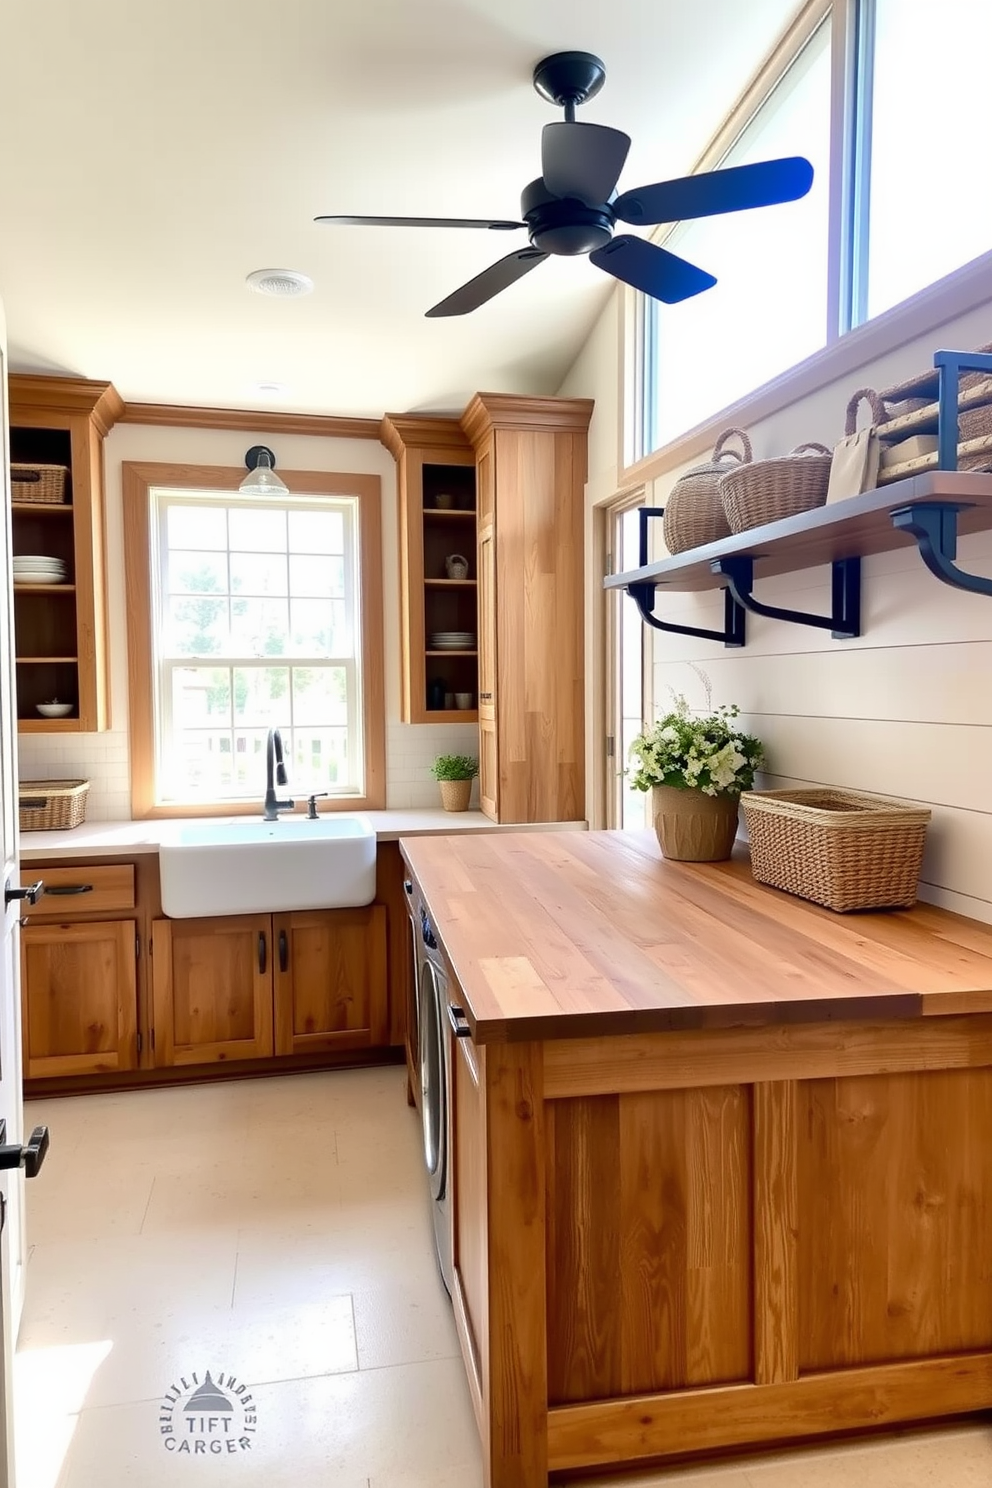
[
  {"x1": 891, "y1": 500, "x2": 992, "y2": 597},
  {"x1": 623, "y1": 505, "x2": 746, "y2": 646},
  {"x1": 711, "y1": 555, "x2": 862, "y2": 639},
  {"x1": 627, "y1": 580, "x2": 746, "y2": 646}
]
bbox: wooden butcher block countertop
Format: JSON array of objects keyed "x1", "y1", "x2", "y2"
[{"x1": 399, "y1": 829, "x2": 992, "y2": 1043}]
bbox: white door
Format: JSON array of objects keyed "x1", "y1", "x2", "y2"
[{"x1": 0, "y1": 298, "x2": 26, "y2": 1483}]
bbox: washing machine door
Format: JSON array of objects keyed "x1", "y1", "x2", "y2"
[{"x1": 419, "y1": 958, "x2": 447, "y2": 1203}]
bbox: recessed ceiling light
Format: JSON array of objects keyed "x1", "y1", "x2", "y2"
[
  {"x1": 245, "y1": 269, "x2": 314, "y2": 298},
  {"x1": 254, "y1": 382, "x2": 289, "y2": 396}
]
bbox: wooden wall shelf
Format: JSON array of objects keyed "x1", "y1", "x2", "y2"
[{"x1": 606, "y1": 471, "x2": 992, "y2": 643}]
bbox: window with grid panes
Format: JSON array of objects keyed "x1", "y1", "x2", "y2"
[{"x1": 150, "y1": 488, "x2": 364, "y2": 804}]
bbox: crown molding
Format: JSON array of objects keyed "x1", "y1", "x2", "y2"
[
  {"x1": 8, "y1": 374, "x2": 124, "y2": 436},
  {"x1": 461, "y1": 392, "x2": 594, "y2": 445},
  {"x1": 379, "y1": 413, "x2": 474, "y2": 460},
  {"x1": 120, "y1": 402, "x2": 381, "y2": 439}
]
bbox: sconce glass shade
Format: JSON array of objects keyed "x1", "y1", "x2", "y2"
[{"x1": 239, "y1": 447, "x2": 288, "y2": 496}]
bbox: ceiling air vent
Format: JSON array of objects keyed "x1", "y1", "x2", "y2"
[{"x1": 245, "y1": 269, "x2": 314, "y2": 298}]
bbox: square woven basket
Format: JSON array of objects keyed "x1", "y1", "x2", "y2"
[
  {"x1": 18, "y1": 779, "x2": 90, "y2": 832},
  {"x1": 10, "y1": 463, "x2": 69, "y2": 504},
  {"x1": 740, "y1": 788, "x2": 931, "y2": 912}
]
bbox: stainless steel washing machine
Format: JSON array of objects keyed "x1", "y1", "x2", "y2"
[{"x1": 405, "y1": 881, "x2": 453, "y2": 1296}]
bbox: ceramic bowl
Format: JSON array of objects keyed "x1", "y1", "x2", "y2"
[{"x1": 36, "y1": 702, "x2": 73, "y2": 718}]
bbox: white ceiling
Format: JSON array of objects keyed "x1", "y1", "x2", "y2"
[{"x1": 0, "y1": 0, "x2": 799, "y2": 418}]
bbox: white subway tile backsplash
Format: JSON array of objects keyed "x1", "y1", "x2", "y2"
[{"x1": 17, "y1": 721, "x2": 481, "y2": 819}]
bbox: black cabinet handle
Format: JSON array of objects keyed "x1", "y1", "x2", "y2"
[
  {"x1": 447, "y1": 1004, "x2": 473, "y2": 1039},
  {"x1": 258, "y1": 931, "x2": 266, "y2": 975},
  {"x1": 0, "y1": 1124, "x2": 50, "y2": 1179},
  {"x1": 44, "y1": 884, "x2": 93, "y2": 897},
  {"x1": 278, "y1": 929, "x2": 288, "y2": 973},
  {"x1": 4, "y1": 879, "x2": 43, "y2": 907},
  {"x1": 403, "y1": 879, "x2": 413, "y2": 896}
]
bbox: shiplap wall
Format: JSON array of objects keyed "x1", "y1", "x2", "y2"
[{"x1": 640, "y1": 300, "x2": 992, "y2": 923}]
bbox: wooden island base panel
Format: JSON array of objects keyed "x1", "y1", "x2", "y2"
[{"x1": 399, "y1": 829, "x2": 992, "y2": 1488}]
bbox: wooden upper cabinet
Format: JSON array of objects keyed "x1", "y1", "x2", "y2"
[
  {"x1": 460, "y1": 394, "x2": 593, "y2": 824},
  {"x1": 151, "y1": 915, "x2": 274, "y2": 1066},
  {"x1": 21, "y1": 919, "x2": 137, "y2": 1078},
  {"x1": 381, "y1": 415, "x2": 479, "y2": 724},
  {"x1": 8, "y1": 375, "x2": 123, "y2": 733},
  {"x1": 273, "y1": 906, "x2": 388, "y2": 1056}
]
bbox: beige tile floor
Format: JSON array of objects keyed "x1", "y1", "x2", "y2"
[{"x1": 16, "y1": 1067, "x2": 992, "y2": 1488}]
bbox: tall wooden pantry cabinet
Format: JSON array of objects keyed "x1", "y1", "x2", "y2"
[{"x1": 460, "y1": 393, "x2": 592, "y2": 824}]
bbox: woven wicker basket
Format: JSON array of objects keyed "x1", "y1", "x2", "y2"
[
  {"x1": 719, "y1": 443, "x2": 833, "y2": 534},
  {"x1": 741, "y1": 787, "x2": 931, "y2": 913},
  {"x1": 10, "y1": 464, "x2": 68, "y2": 504},
  {"x1": 18, "y1": 779, "x2": 90, "y2": 832},
  {"x1": 662, "y1": 428, "x2": 750, "y2": 554}
]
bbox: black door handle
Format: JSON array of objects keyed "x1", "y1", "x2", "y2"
[
  {"x1": 5, "y1": 880, "x2": 44, "y2": 907},
  {"x1": 447, "y1": 1004, "x2": 473, "y2": 1038},
  {"x1": 258, "y1": 931, "x2": 267, "y2": 975},
  {"x1": 43, "y1": 883, "x2": 93, "y2": 897},
  {"x1": 278, "y1": 929, "x2": 288, "y2": 973},
  {"x1": 0, "y1": 1124, "x2": 50, "y2": 1179}
]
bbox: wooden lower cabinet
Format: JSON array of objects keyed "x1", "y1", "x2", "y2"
[
  {"x1": 151, "y1": 906, "x2": 388, "y2": 1068},
  {"x1": 151, "y1": 914, "x2": 273, "y2": 1065},
  {"x1": 274, "y1": 906, "x2": 387, "y2": 1055},
  {"x1": 21, "y1": 919, "x2": 137, "y2": 1078}
]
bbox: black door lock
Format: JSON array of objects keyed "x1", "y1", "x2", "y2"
[
  {"x1": 4, "y1": 880, "x2": 44, "y2": 907},
  {"x1": 0, "y1": 1124, "x2": 50, "y2": 1179}
]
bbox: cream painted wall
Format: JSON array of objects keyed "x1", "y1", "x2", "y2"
[
  {"x1": 17, "y1": 422, "x2": 479, "y2": 816},
  {"x1": 558, "y1": 279, "x2": 992, "y2": 923}
]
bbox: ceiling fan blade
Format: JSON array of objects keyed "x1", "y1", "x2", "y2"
[
  {"x1": 542, "y1": 121, "x2": 631, "y2": 205},
  {"x1": 315, "y1": 214, "x2": 525, "y2": 231},
  {"x1": 614, "y1": 155, "x2": 814, "y2": 226},
  {"x1": 590, "y1": 236, "x2": 717, "y2": 304},
  {"x1": 425, "y1": 247, "x2": 549, "y2": 318}
]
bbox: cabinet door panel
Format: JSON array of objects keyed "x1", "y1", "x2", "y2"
[
  {"x1": 477, "y1": 522, "x2": 495, "y2": 722},
  {"x1": 479, "y1": 718, "x2": 498, "y2": 823},
  {"x1": 22, "y1": 919, "x2": 137, "y2": 1078},
  {"x1": 274, "y1": 906, "x2": 387, "y2": 1056},
  {"x1": 152, "y1": 915, "x2": 273, "y2": 1066}
]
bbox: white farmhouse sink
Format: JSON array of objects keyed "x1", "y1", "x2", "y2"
[{"x1": 159, "y1": 815, "x2": 377, "y2": 918}]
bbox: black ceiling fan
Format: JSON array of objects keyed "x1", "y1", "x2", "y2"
[{"x1": 315, "y1": 51, "x2": 814, "y2": 318}]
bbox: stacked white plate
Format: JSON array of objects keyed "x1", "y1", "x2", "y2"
[
  {"x1": 429, "y1": 630, "x2": 476, "y2": 649},
  {"x1": 13, "y1": 555, "x2": 67, "y2": 585}
]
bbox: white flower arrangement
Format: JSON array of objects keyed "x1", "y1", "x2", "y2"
[{"x1": 627, "y1": 695, "x2": 763, "y2": 798}]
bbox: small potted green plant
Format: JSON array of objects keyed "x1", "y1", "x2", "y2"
[
  {"x1": 627, "y1": 696, "x2": 763, "y2": 861},
  {"x1": 430, "y1": 753, "x2": 479, "y2": 812}
]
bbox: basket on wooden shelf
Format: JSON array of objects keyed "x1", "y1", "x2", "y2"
[
  {"x1": 662, "y1": 428, "x2": 750, "y2": 554},
  {"x1": 719, "y1": 443, "x2": 833, "y2": 534},
  {"x1": 740, "y1": 787, "x2": 931, "y2": 913},
  {"x1": 10, "y1": 464, "x2": 68, "y2": 505},
  {"x1": 18, "y1": 779, "x2": 90, "y2": 832}
]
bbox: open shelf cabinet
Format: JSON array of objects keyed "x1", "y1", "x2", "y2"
[
  {"x1": 381, "y1": 415, "x2": 479, "y2": 724},
  {"x1": 9, "y1": 376, "x2": 122, "y2": 731}
]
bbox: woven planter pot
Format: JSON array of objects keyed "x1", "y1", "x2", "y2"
[
  {"x1": 651, "y1": 785, "x2": 739, "y2": 862},
  {"x1": 719, "y1": 443, "x2": 833, "y2": 533},
  {"x1": 439, "y1": 778, "x2": 472, "y2": 812},
  {"x1": 662, "y1": 428, "x2": 751, "y2": 554}
]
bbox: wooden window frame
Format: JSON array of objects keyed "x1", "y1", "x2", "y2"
[{"x1": 122, "y1": 461, "x2": 386, "y2": 819}]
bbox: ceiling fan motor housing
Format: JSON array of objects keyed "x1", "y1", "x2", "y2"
[{"x1": 520, "y1": 178, "x2": 614, "y2": 256}]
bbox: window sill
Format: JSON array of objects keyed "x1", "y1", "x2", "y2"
[{"x1": 620, "y1": 245, "x2": 992, "y2": 494}]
